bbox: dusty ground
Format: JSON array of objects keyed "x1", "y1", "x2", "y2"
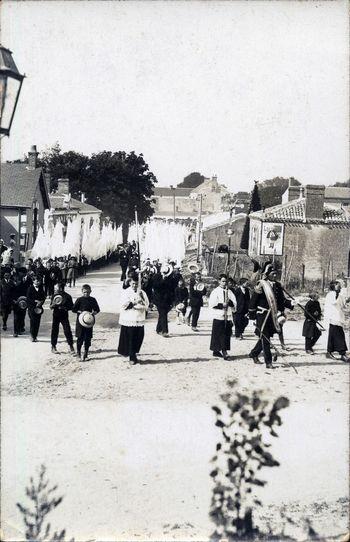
[{"x1": 1, "y1": 263, "x2": 349, "y2": 541}]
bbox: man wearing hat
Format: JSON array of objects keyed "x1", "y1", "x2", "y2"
[
  {"x1": 1, "y1": 269, "x2": 15, "y2": 331},
  {"x1": 12, "y1": 268, "x2": 28, "y2": 336},
  {"x1": 152, "y1": 264, "x2": 174, "y2": 337},
  {"x1": 26, "y1": 276, "x2": 46, "y2": 342},
  {"x1": 50, "y1": 283, "x2": 75, "y2": 354},
  {"x1": 248, "y1": 262, "x2": 293, "y2": 369}
]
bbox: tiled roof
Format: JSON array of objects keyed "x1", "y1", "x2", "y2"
[
  {"x1": 250, "y1": 198, "x2": 350, "y2": 224},
  {"x1": 0, "y1": 163, "x2": 50, "y2": 208},
  {"x1": 325, "y1": 186, "x2": 350, "y2": 200},
  {"x1": 49, "y1": 194, "x2": 102, "y2": 214},
  {"x1": 153, "y1": 187, "x2": 192, "y2": 197}
]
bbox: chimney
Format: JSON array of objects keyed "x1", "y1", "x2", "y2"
[
  {"x1": 27, "y1": 145, "x2": 39, "y2": 170},
  {"x1": 305, "y1": 184, "x2": 325, "y2": 220},
  {"x1": 285, "y1": 179, "x2": 303, "y2": 202},
  {"x1": 56, "y1": 178, "x2": 70, "y2": 195}
]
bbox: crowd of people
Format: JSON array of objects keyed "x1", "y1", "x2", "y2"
[
  {"x1": 115, "y1": 249, "x2": 350, "y2": 367},
  {"x1": 1, "y1": 238, "x2": 349, "y2": 368}
]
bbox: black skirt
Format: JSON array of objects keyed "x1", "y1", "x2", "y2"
[
  {"x1": 118, "y1": 325, "x2": 145, "y2": 356},
  {"x1": 327, "y1": 324, "x2": 347, "y2": 354},
  {"x1": 302, "y1": 319, "x2": 319, "y2": 338},
  {"x1": 210, "y1": 319, "x2": 233, "y2": 351}
]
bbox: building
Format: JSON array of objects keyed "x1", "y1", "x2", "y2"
[
  {"x1": 49, "y1": 178, "x2": 102, "y2": 225},
  {"x1": 282, "y1": 181, "x2": 350, "y2": 208},
  {"x1": 249, "y1": 184, "x2": 350, "y2": 287},
  {"x1": 0, "y1": 146, "x2": 50, "y2": 261},
  {"x1": 152, "y1": 176, "x2": 231, "y2": 219}
]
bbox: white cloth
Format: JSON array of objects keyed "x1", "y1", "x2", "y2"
[
  {"x1": 209, "y1": 286, "x2": 237, "y2": 321},
  {"x1": 324, "y1": 290, "x2": 348, "y2": 327},
  {"x1": 119, "y1": 288, "x2": 149, "y2": 327}
]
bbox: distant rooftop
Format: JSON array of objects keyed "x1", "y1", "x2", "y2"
[
  {"x1": 153, "y1": 187, "x2": 193, "y2": 197},
  {"x1": 0, "y1": 163, "x2": 50, "y2": 208},
  {"x1": 251, "y1": 198, "x2": 350, "y2": 224},
  {"x1": 49, "y1": 194, "x2": 102, "y2": 214}
]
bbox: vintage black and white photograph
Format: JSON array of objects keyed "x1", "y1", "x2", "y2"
[{"x1": 0, "y1": 1, "x2": 349, "y2": 540}]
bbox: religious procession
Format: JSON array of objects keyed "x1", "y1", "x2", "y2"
[
  {"x1": 1, "y1": 8, "x2": 349, "y2": 539},
  {"x1": 1, "y1": 228, "x2": 349, "y2": 367}
]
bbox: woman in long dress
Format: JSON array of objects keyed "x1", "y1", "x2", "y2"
[
  {"x1": 118, "y1": 275, "x2": 149, "y2": 365},
  {"x1": 324, "y1": 280, "x2": 349, "y2": 362}
]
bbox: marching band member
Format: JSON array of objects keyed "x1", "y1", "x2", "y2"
[
  {"x1": 324, "y1": 280, "x2": 350, "y2": 362},
  {"x1": 234, "y1": 277, "x2": 250, "y2": 340},
  {"x1": 209, "y1": 274, "x2": 237, "y2": 360},
  {"x1": 187, "y1": 272, "x2": 207, "y2": 332},
  {"x1": 50, "y1": 282, "x2": 75, "y2": 354},
  {"x1": 152, "y1": 264, "x2": 174, "y2": 337},
  {"x1": 248, "y1": 262, "x2": 293, "y2": 369},
  {"x1": 118, "y1": 275, "x2": 149, "y2": 364}
]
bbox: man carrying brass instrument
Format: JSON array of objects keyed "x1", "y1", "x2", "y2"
[
  {"x1": 209, "y1": 274, "x2": 237, "y2": 360},
  {"x1": 187, "y1": 272, "x2": 207, "y2": 332}
]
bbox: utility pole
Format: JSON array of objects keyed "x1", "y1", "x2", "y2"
[
  {"x1": 170, "y1": 185, "x2": 176, "y2": 222},
  {"x1": 196, "y1": 193, "x2": 203, "y2": 263}
]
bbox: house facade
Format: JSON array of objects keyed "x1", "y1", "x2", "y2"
[
  {"x1": 152, "y1": 176, "x2": 232, "y2": 219},
  {"x1": 0, "y1": 146, "x2": 50, "y2": 262},
  {"x1": 49, "y1": 178, "x2": 102, "y2": 226},
  {"x1": 249, "y1": 184, "x2": 350, "y2": 288}
]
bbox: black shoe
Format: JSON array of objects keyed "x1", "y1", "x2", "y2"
[
  {"x1": 250, "y1": 353, "x2": 262, "y2": 364},
  {"x1": 266, "y1": 363, "x2": 274, "y2": 369},
  {"x1": 51, "y1": 346, "x2": 58, "y2": 354},
  {"x1": 340, "y1": 354, "x2": 350, "y2": 363},
  {"x1": 69, "y1": 346, "x2": 75, "y2": 354},
  {"x1": 222, "y1": 350, "x2": 229, "y2": 360},
  {"x1": 306, "y1": 349, "x2": 314, "y2": 355},
  {"x1": 213, "y1": 351, "x2": 223, "y2": 358}
]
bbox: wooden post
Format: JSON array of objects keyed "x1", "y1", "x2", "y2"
[{"x1": 301, "y1": 263, "x2": 305, "y2": 290}]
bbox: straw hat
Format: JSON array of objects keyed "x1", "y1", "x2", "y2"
[
  {"x1": 78, "y1": 311, "x2": 95, "y2": 328},
  {"x1": 52, "y1": 294, "x2": 63, "y2": 306},
  {"x1": 17, "y1": 296, "x2": 27, "y2": 310}
]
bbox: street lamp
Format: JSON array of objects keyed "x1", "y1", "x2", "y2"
[
  {"x1": 0, "y1": 45, "x2": 25, "y2": 136},
  {"x1": 227, "y1": 226, "x2": 234, "y2": 272}
]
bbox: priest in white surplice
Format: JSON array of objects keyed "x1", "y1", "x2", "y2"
[{"x1": 209, "y1": 275, "x2": 237, "y2": 360}]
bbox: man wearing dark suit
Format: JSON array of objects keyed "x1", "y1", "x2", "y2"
[
  {"x1": 152, "y1": 266, "x2": 174, "y2": 336},
  {"x1": 26, "y1": 276, "x2": 46, "y2": 342},
  {"x1": 249, "y1": 264, "x2": 293, "y2": 368},
  {"x1": 12, "y1": 269, "x2": 28, "y2": 336},
  {"x1": 119, "y1": 247, "x2": 129, "y2": 281},
  {"x1": 0, "y1": 270, "x2": 15, "y2": 331},
  {"x1": 187, "y1": 272, "x2": 207, "y2": 331},
  {"x1": 50, "y1": 283, "x2": 75, "y2": 354},
  {"x1": 234, "y1": 277, "x2": 250, "y2": 339}
]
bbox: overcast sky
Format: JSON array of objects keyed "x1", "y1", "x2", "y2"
[{"x1": 1, "y1": 0, "x2": 349, "y2": 191}]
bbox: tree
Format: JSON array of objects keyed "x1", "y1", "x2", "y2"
[
  {"x1": 332, "y1": 180, "x2": 350, "y2": 187},
  {"x1": 258, "y1": 177, "x2": 301, "y2": 208},
  {"x1": 240, "y1": 182, "x2": 262, "y2": 250},
  {"x1": 177, "y1": 171, "x2": 205, "y2": 188},
  {"x1": 38, "y1": 145, "x2": 157, "y2": 234},
  {"x1": 39, "y1": 143, "x2": 89, "y2": 194}
]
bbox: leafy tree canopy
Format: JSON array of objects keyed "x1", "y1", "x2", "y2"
[
  {"x1": 38, "y1": 143, "x2": 157, "y2": 226},
  {"x1": 177, "y1": 171, "x2": 205, "y2": 188},
  {"x1": 331, "y1": 180, "x2": 350, "y2": 187},
  {"x1": 257, "y1": 176, "x2": 300, "y2": 208}
]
